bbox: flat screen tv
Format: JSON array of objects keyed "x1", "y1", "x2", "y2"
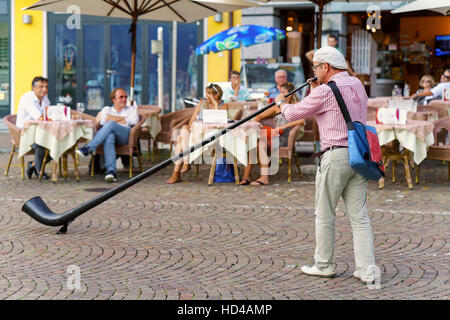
[{"x1": 435, "y1": 35, "x2": 450, "y2": 57}]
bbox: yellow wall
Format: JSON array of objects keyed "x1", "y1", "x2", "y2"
[
  {"x1": 232, "y1": 10, "x2": 242, "y2": 73},
  {"x1": 207, "y1": 11, "x2": 242, "y2": 83},
  {"x1": 14, "y1": 0, "x2": 45, "y2": 112}
]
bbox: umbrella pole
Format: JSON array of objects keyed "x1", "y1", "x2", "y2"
[
  {"x1": 317, "y1": 0, "x2": 324, "y2": 49},
  {"x1": 241, "y1": 46, "x2": 248, "y2": 88},
  {"x1": 130, "y1": 16, "x2": 138, "y2": 105}
]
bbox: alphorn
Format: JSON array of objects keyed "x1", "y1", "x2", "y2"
[{"x1": 22, "y1": 78, "x2": 316, "y2": 233}]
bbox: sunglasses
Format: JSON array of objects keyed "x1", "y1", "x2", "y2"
[{"x1": 442, "y1": 74, "x2": 450, "y2": 79}]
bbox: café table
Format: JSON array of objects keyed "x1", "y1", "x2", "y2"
[
  {"x1": 368, "y1": 120, "x2": 435, "y2": 189},
  {"x1": 138, "y1": 108, "x2": 162, "y2": 161},
  {"x1": 18, "y1": 119, "x2": 97, "y2": 182},
  {"x1": 188, "y1": 120, "x2": 262, "y2": 185},
  {"x1": 138, "y1": 109, "x2": 162, "y2": 140}
]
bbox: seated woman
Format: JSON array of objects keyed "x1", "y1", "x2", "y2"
[
  {"x1": 166, "y1": 83, "x2": 229, "y2": 184},
  {"x1": 411, "y1": 74, "x2": 435, "y2": 105},
  {"x1": 239, "y1": 82, "x2": 306, "y2": 186}
]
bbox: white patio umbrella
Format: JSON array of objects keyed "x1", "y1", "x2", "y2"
[
  {"x1": 24, "y1": 0, "x2": 259, "y2": 104},
  {"x1": 392, "y1": 0, "x2": 450, "y2": 15}
]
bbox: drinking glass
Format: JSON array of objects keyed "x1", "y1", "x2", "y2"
[
  {"x1": 76, "y1": 102, "x2": 85, "y2": 120},
  {"x1": 243, "y1": 104, "x2": 250, "y2": 116}
]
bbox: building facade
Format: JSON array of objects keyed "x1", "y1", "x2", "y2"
[{"x1": 10, "y1": 0, "x2": 234, "y2": 115}]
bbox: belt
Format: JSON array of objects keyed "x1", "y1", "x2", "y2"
[{"x1": 312, "y1": 145, "x2": 348, "y2": 159}]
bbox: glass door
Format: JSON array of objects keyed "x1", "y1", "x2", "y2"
[
  {"x1": 54, "y1": 24, "x2": 77, "y2": 108},
  {"x1": 82, "y1": 25, "x2": 106, "y2": 111},
  {"x1": 109, "y1": 24, "x2": 143, "y2": 105},
  {"x1": 49, "y1": 14, "x2": 194, "y2": 115}
]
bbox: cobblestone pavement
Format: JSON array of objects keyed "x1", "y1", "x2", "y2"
[{"x1": 0, "y1": 135, "x2": 448, "y2": 300}]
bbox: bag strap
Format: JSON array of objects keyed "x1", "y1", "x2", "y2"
[{"x1": 327, "y1": 81, "x2": 354, "y2": 130}]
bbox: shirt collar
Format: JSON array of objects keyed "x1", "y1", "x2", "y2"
[
  {"x1": 329, "y1": 71, "x2": 349, "y2": 82},
  {"x1": 30, "y1": 91, "x2": 40, "y2": 102}
]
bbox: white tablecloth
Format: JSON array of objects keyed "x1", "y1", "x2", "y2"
[
  {"x1": 142, "y1": 114, "x2": 162, "y2": 138},
  {"x1": 368, "y1": 120, "x2": 435, "y2": 164},
  {"x1": 19, "y1": 120, "x2": 95, "y2": 161},
  {"x1": 188, "y1": 121, "x2": 261, "y2": 166}
]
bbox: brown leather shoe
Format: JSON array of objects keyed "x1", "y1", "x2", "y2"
[
  {"x1": 166, "y1": 172, "x2": 181, "y2": 184},
  {"x1": 180, "y1": 164, "x2": 191, "y2": 173}
]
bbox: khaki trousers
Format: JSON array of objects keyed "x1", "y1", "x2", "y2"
[{"x1": 314, "y1": 148, "x2": 375, "y2": 275}]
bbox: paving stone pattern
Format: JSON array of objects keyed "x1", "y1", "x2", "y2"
[{"x1": 0, "y1": 134, "x2": 448, "y2": 300}]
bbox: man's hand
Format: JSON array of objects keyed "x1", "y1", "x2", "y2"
[{"x1": 308, "y1": 77, "x2": 320, "y2": 90}]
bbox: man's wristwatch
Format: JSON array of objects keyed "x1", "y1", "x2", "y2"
[{"x1": 277, "y1": 100, "x2": 287, "y2": 106}]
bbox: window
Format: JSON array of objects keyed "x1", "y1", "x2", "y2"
[{"x1": 176, "y1": 21, "x2": 203, "y2": 110}]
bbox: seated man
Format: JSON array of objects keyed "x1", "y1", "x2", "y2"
[
  {"x1": 76, "y1": 88, "x2": 139, "y2": 182},
  {"x1": 267, "y1": 69, "x2": 288, "y2": 99},
  {"x1": 222, "y1": 70, "x2": 251, "y2": 102},
  {"x1": 423, "y1": 68, "x2": 450, "y2": 105},
  {"x1": 16, "y1": 76, "x2": 51, "y2": 179}
]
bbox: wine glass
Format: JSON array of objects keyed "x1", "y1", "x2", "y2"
[
  {"x1": 243, "y1": 104, "x2": 250, "y2": 116},
  {"x1": 76, "y1": 102, "x2": 85, "y2": 120}
]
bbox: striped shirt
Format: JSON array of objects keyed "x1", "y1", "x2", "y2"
[{"x1": 281, "y1": 71, "x2": 367, "y2": 151}]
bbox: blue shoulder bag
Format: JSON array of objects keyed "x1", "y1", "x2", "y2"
[{"x1": 327, "y1": 81, "x2": 385, "y2": 181}]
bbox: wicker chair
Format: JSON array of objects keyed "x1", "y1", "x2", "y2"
[
  {"x1": 279, "y1": 124, "x2": 304, "y2": 183},
  {"x1": 152, "y1": 108, "x2": 195, "y2": 159},
  {"x1": 427, "y1": 100, "x2": 450, "y2": 118},
  {"x1": 417, "y1": 104, "x2": 448, "y2": 120},
  {"x1": 2, "y1": 114, "x2": 42, "y2": 179},
  {"x1": 417, "y1": 116, "x2": 450, "y2": 181},
  {"x1": 90, "y1": 115, "x2": 146, "y2": 178},
  {"x1": 299, "y1": 117, "x2": 320, "y2": 153}
]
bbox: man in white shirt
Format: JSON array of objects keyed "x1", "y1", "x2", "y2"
[
  {"x1": 424, "y1": 68, "x2": 450, "y2": 105},
  {"x1": 16, "y1": 76, "x2": 51, "y2": 179},
  {"x1": 76, "y1": 88, "x2": 139, "y2": 182},
  {"x1": 222, "y1": 70, "x2": 250, "y2": 102}
]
